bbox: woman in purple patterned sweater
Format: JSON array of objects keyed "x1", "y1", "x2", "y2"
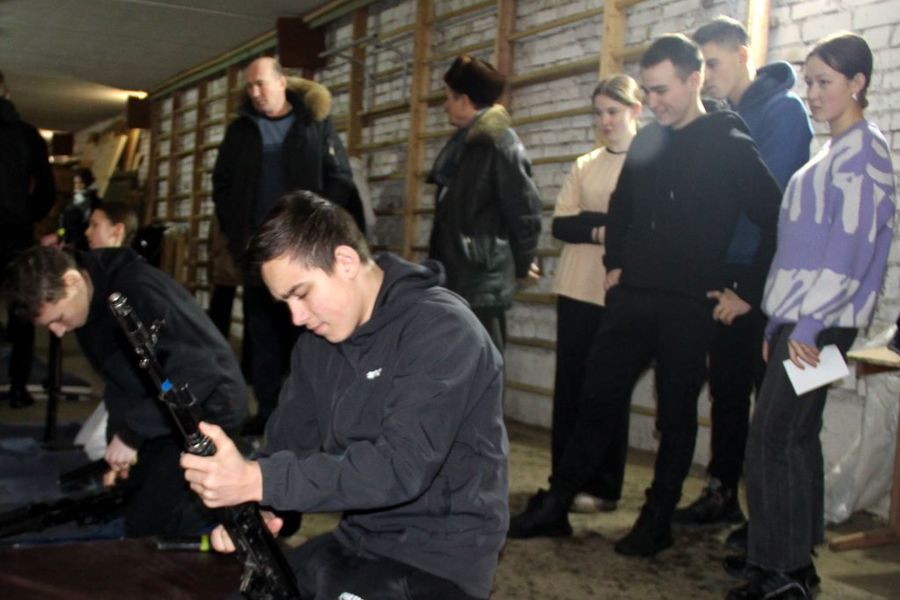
[{"x1": 727, "y1": 33, "x2": 896, "y2": 600}]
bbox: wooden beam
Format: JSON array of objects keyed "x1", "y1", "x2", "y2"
[
  {"x1": 431, "y1": 0, "x2": 494, "y2": 25},
  {"x1": 402, "y1": 0, "x2": 432, "y2": 261},
  {"x1": 509, "y1": 6, "x2": 604, "y2": 42},
  {"x1": 601, "y1": 0, "x2": 626, "y2": 77},
  {"x1": 746, "y1": 0, "x2": 771, "y2": 69},
  {"x1": 347, "y1": 7, "x2": 368, "y2": 156},
  {"x1": 495, "y1": 0, "x2": 516, "y2": 109},
  {"x1": 429, "y1": 41, "x2": 494, "y2": 64}
]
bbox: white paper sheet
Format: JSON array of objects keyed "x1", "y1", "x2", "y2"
[{"x1": 782, "y1": 344, "x2": 850, "y2": 395}]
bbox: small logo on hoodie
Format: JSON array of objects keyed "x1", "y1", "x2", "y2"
[{"x1": 366, "y1": 368, "x2": 382, "y2": 380}]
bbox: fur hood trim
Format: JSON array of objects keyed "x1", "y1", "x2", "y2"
[
  {"x1": 286, "y1": 77, "x2": 332, "y2": 121},
  {"x1": 466, "y1": 105, "x2": 511, "y2": 143}
]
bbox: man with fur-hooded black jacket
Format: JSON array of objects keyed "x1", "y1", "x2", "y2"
[
  {"x1": 213, "y1": 57, "x2": 363, "y2": 430},
  {"x1": 5, "y1": 246, "x2": 248, "y2": 537},
  {"x1": 181, "y1": 192, "x2": 508, "y2": 600},
  {"x1": 509, "y1": 34, "x2": 781, "y2": 559},
  {"x1": 428, "y1": 55, "x2": 542, "y2": 351}
]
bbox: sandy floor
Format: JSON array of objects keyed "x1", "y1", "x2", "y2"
[
  {"x1": 4, "y1": 333, "x2": 899, "y2": 599},
  {"x1": 294, "y1": 420, "x2": 900, "y2": 599}
]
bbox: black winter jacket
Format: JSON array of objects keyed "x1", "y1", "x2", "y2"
[
  {"x1": 75, "y1": 248, "x2": 248, "y2": 447},
  {"x1": 0, "y1": 97, "x2": 55, "y2": 246},
  {"x1": 428, "y1": 106, "x2": 542, "y2": 308},
  {"x1": 605, "y1": 111, "x2": 781, "y2": 307},
  {"x1": 258, "y1": 254, "x2": 509, "y2": 599},
  {"x1": 212, "y1": 79, "x2": 362, "y2": 262}
]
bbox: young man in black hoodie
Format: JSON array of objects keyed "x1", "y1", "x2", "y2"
[
  {"x1": 180, "y1": 191, "x2": 509, "y2": 600},
  {"x1": 4, "y1": 246, "x2": 248, "y2": 537},
  {"x1": 509, "y1": 34, "x2": 782, "y2": 558},
  {"x1": 673, "y1": 16, "x2": 814, "y2": 531}
]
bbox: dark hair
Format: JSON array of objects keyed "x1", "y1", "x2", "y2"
[
  {"x1": 3, "y1": 246, "x2": 76, "y2": 320},
  {"x1": 692, "y1": 16, "x2": 749, "y2": 49},
  {"x1": 640, "y1": 34, "x2": 703, "y2": 80},
  {"x1": 93, "y1": 201, "x2": 139, "y2": 247},
  {"x1": 443, "y1": 55, "x2": 507, "y2": 109},
  {"x1": 592, "y1": 74, "x2": 643, "y2": 106},
  {"x1": 245, "y1": 190, "x2": 371, "y2": 273},
  {"x1": 75, "y1": 167, "x2": 95, "y2": 188},
  {"x1": 808, "y1": 32, "x2": 873, "y2": 109}
]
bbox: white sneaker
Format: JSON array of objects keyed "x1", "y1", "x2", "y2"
[{"x1": 571, "y1": 492, "x2": 617, "y2": 513}]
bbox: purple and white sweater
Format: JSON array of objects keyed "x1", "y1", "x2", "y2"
[{"x1": 762, "y1": 119, "x2": 896, "y2": 345}]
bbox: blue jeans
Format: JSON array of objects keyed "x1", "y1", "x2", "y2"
[{"x1": 745, "y1": 324, "x2": 856, "y2": 571}]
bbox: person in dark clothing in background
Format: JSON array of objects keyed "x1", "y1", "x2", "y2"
[
  {"x1": 672, "y1": 16, "x2": 814, "y2": 531},
  {"x1": 0, "y1": 70, "x2": 56, "y2": 409},
  {"x1": 42, "y1": 168, "x2": 102, "y2": 250},
  {"x1": 181, "y1": 192, "x2": 508, "y2": 600},
  {"x1": 213, "y1": 56, "x2": 363, "y2": 432},
  {"x1": 508, "y1": 34, "x2": 782, "y2": 558},
  {"x1": 61, "y1": 168, "x2": 101, "y2": 250},
  {"x1": 427, "y1": 55, "x2": 542, "y2": 351},
  {"x1": 4, "y1": 246, "x2": 248, "y2": 537}
]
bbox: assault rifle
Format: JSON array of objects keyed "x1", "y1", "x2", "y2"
[
  {"x1": 0, "y1": 486, "x2": 126, "y2": 540},
  {"x1": 59, "y1": 458, "x2": 109, "y2": 490},
  {"x1": 107, "y1": 292, "x2": 300, "y2": 600},
  {"x1": 0, "y1": 443, "x2": 120, "y2": 541}
]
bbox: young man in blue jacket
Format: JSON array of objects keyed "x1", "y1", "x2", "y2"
[
  {"x1": 181, "y1": 191, "x2": 509, "y2": 600},
  {"x1": 673, "y1": 16, "x2": 813, "y2": 533}
]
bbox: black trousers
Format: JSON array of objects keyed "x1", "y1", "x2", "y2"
[
  {"x1": 552, "y1": 287, "x2": 715, "y2": 514},
  {"x1": 207, "y1": 284, "x2": 236, "y2": 339},
  {"x1": 551, "y1": 295, "x2": 628, "y2": 500},
  {"x1": 242, "y1": 283, "x2": 299, "y2": 423},
  {"x1": 274, "y1": 533, "x2": 482, "y2": 600},
  {"x1": 707, "y1": 309, "x2": 767, "y2": 491},
  {"x1": 1, "y1": 239, "x2": 35, "y2": 390},
  {"x1": 122, "y1": 436, "x2": 215, "y2": 537},
  {"x1": 471, "y1": 306, "x2": 507, "y2": 354}
]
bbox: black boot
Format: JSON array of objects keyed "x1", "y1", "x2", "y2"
[
  {"x1": 508, "y1": 489, "x2": 572, "y2": 539},
  {"x1": 8, "y1": 386, "x2": 36, "y2": 409},
  {"x1": 727, "y1": 522, "x2": 750, "y2": 551},
  {"x1": 672, "y1": 478, "x2": 745, "y2": 526},
  {"x1": 725, "y1": 567, "x2": 811, "y2": 599},
  {"x1": 723, "y1": 554, "x2": 820, "y2": 590},
  {"x1": 614, "y1": 501, "x2": 674, "y2": 557}
]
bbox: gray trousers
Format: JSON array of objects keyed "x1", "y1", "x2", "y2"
[{"x1": 745, "y1": 324, "x2": 856, "y2": 571}]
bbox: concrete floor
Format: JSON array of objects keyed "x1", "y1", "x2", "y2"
[{"x1": 2, "y1": 331, "x2": 899, "y2": 599}]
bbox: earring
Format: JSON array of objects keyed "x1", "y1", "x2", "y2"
[{"x1": 851, "y1": 92, "x2": 859, "y2": 102}]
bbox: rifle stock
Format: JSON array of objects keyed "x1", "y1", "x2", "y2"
[{"x1": 108, "y1": 292, "x2": 301, "y2": 600}]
